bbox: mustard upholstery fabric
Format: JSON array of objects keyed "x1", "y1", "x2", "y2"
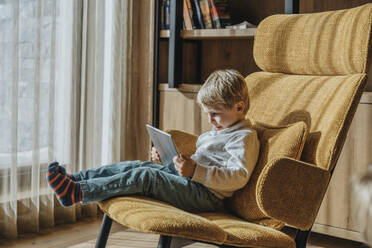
[
  {"x1": 245, "y1": 72, "x2": 366, "y2": 170},
  {"x1": 166, "y1": 130, "x2": 198, "y2": 156},
  {"x1": 251, "y1": 218, "x2": 284, "y2": 230},
  {"x1": 98, "y1": 4, "x2": 372, "y2": 247},
  {"x1": 254, "y1": 4, "x2": 372, "y2": 75},
  {"x1": 256, "y1": 157, "x2": 330, "y2": 230},
  {"x1": 98, "y1": 196, "x2": 296, "y2": 247},
  {"x1": 97, "y1": 196, "x2": 226, "y2": 244},
  {"x1": 199, "y1": 212, "x2": 295, "y2": 248},
  {"x1": 227, "y1": 121, "x2": 308, "y2": 221}
]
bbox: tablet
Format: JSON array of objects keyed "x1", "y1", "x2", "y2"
[{"x1": 146, "y1": 124, "x2": 179, "y2": 165}]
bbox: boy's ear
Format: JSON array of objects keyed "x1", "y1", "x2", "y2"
[{"x1": 236, "y1": 101, "x2": 245, "y2": 113}]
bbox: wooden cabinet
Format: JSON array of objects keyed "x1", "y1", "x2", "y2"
[
  {"x1": 159, "y1": 84, "x2": 205, "y2": 134},
  {"x1": 299, "y1": 0, "x2": 371, "y2": 13},
  {"x1": 313, "y1": 92, "x2": 372, "y2": 242}
]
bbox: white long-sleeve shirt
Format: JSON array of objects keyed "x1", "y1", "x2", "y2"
[{"x1": 191, "y1": 119, "x2": 260, "y2": 199}]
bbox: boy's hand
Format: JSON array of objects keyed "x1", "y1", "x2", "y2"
[
  {"x1": 173, "y1": 154, "x2": 196, "y2": 178},
  {"x1": 151, "y1": 147, "x2": 161, "y2": 164}
]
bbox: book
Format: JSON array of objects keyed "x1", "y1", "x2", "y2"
[
  {"x1": 146, "y1": 124, "x2": 179, "y2": 165},
  {"x1": 183, "y1": 0, "x2": 193, "y2": 30},
  {"x1": 160, "y1": 0, "x2": 166, "y2": 29},
  {"x1": 185, "y1": 0, "x2": 197, "y2": 29},
  {"x1": 199, "y1": 0, "x2": 213, "y2": 29},
  {"x1": 208, "y1": 0, "x2": 221, "y2": 28},
  {"x1": 163, "y1": 0, "x2": 170, "y2": 30},
  {"x1": 192, "y1": 0, "x2": 205, "y2": 29},
  {"x1": 214, "y1": 0, "x2": 231, "y2": 28},
  {"x1": 189, "y1": 0, "x2": 201, "y2": 29}
]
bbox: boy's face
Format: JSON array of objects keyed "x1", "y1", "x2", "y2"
[{"x1": 202, "y1": 102, "x2": 245, "y2": 131}]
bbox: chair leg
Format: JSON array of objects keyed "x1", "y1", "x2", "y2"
[
  {"x1": 295, "y1": 229, "x2": 311, "y2": 248},
  {"x1": 157, "y1": 235, "x2": 172, "y2": 248},
  {"x1": 95, "y1": 214, "x2": 113, "y2": 248}
]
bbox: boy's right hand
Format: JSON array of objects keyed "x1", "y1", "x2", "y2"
[
  {"x1": 173, "y1": 154, "x2": 196, "y2": 178},
  {"x1": 151, "y1": 147, "x2": 161, "y2": 164}
]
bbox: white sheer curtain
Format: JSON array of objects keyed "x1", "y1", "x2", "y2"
[{"x1": 0, "y1": 0, "x2": 135, "y2": 239}]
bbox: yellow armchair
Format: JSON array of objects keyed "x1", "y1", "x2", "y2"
[{"x1": 96, "y1": 4, "x2": 372, "y2": 248}]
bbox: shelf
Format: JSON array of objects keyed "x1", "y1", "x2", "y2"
[
  {"x1": 312, "y1": 223, "x2": 362, "y2": 242},
  {"x1": 160, "y1": 28, "x2": 256, "y2": 40},
  {"x1": 159, "y1": 83, "x2": 201, "y2": 93}
]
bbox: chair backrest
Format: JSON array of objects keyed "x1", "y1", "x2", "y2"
[{"x1": 246, "y1": 4, "x2": 372, "y2": 171}]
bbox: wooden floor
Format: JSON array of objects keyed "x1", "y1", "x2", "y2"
[{"x1": 0, "y1": 216, "x2": 367, "y2": 248}]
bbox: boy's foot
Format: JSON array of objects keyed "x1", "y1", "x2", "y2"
[
  {"x1": 46, "y1": 162, "x2": 82, "y2": 207},
  {"x1": 48, "y1": 161, "x2": 76, "y2": 180}
]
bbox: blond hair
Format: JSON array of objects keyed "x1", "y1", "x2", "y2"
[
  {"x1": 197, "y1": 69, "x2": 249, "y2": 114},
  {"x1": 352, "y1": 165, "x2": 372, "y2": 246}
]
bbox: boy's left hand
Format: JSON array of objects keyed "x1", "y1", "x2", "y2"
[{"x1": 173, "y1": 154, "x2": 196, "y2": 178}]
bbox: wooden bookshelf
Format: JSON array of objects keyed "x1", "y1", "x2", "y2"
[{"x1": 160, "y1": 28, "x2": 257, "y2": 40}]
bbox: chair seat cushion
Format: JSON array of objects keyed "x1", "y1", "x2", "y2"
[
  {"x1": 97, "y1": 196, "x2": 226, "y2": 244},
  {"x1": 199, "y1": 212, "x2": 296, "y2": 248},
  {"x1": 98, "y1": 196, "x2": 296, "y2": 247}
]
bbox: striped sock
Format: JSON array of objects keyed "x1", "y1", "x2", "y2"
[
  {"x1": 49, "y1": 161, "x2": 76, "y2": 181},
  {"x1": 46, "y1": 162, "x2": 82, "y2": 207}
]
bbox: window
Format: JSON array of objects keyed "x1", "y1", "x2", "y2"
[{"x1": 0, "y1": 0, "x2": 60, "y2": 168}]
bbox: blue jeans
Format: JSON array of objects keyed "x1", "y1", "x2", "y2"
[{"x1": 72, "y1": 160, "x2": 223, "y2": 213}]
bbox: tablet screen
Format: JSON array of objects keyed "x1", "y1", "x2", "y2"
[{"x1": 146, "y1": 124, "x2": 179, "y2": 165}]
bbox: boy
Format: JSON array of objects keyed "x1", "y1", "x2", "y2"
[{"x1": 46, "y1": 69, "x2": 260, "y2": 213}]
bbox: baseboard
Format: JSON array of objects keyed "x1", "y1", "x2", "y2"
[{"x1": 312, "y1": 223, "x2": 363, "y2": 242}]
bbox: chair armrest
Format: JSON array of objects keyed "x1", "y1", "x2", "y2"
[
  {"x1": 256, "y1": 157, "x2": 331, "y2": 230},
  {"x1": 165, "y1": 130, "x2": 198, "y2": 156}
]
